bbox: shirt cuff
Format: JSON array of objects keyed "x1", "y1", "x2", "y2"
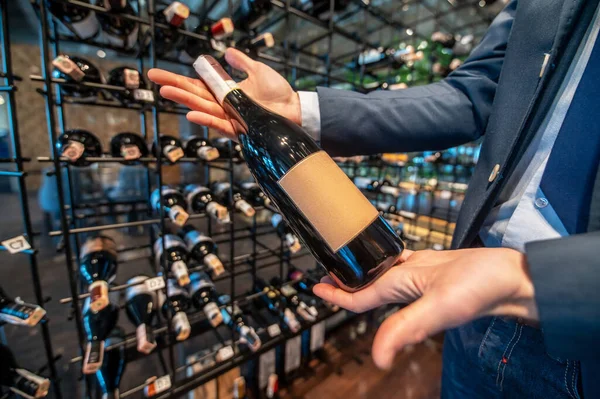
[{"x1": 298, "y1": 91, "x2": 321, "y2": 142}]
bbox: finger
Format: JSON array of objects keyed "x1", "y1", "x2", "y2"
[
  {"x1": 319, "y1": 276, "x2": 337, "y2": 286},
  {"x1": 371, "y1": 295, "x2": 448, "y2": 370},
  {"x1": 160, "y1": 86, "x2": 227, "y2": 119},
  {"x1": 312, "y1": 283, "x2": 381, "y2": 314},
  {"x1": 147, "y1": 69, "x2": 212, "y2": 99},
  {"x1": 225, "y1": 48, "x2": 257, "y2": 74},
  {"x1": 398, "y1": 249, "x2": 415, "y2": 263},
  {"x1": 186, "y1": 111, "x2": 236, "y2": 138}
]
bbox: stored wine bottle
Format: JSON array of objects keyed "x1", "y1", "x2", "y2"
[
  {"x1": 82, "y1": 299, "x2": 119, "y2": 374},
  {"x1": 212, "y1": 137, "x2": 244, "y2": 161},
  {"x1": 232, "y1": 0, "x2": 273, "y2": 32},
  {"x1": 270, "y1": 277, "x2": 317, "y2": 322},
  {"x1": 288, "y1": 267, "x2": 339, "y2": 312},
  {"x1": 96, "y1": 0, "x2": 139, "y2": 49},
  {"x1": 237, "y1": 32, "x2": 275, "y2": 55},
  {"x1": 107, "y1": 67, "x2": 155, "y2": 104},
  {"x1": 181, "y1": 227, "x2": 225, "y2": 278},
  {"x1": 238, "y1": 181, "x2": 271, "y2": 208},
  {"x1": 431, "y1": 31, "x2": 456, "y2": 49},
  {"x1": 110, "y1": 132, "x2": 149, "y2": 162},
  {"x1": 79, "y1": 236, "x2": 118, "y2": 313},
  {"x1": 51, "y1": 55, "x2": 103, "y2": 100},
  {"x1": 211, "y1": 181, "x2": 256, "y2": 218},
  {"x1": 189, "y1": 272, "x2": 223, "y2": 327},
  {"x1": 353, "y1": 177, "x2": 400, "y2": 197},
  {"x1": 152, "y1": 134, "x2": 185, "y2": 164},
  {"x1": 125, "y1": 276, "x2": 157, "y2": 354},
  {"x1": 182, "y1": 18, "x2": 234, "y2": 61},
  {"x1": 160, "y1": 279, "x2": 191, "y2": 341},
  {"x1": 153, "y1": 235, "x2": 190, "y2": 286},
  {"x1": 0, "y1": 286, "x2": 46, "y2": 327},
  {"x1": 194, "y1": 56, "x2": 404, "y2": 291},
  {"x1": 150, "y1": 186, "x2": 189, "y2": 226},
  {"x1": 49, "y1": 0, "x2": 99, "y2": 40},
  {"x1": 0, "y1": 344, "x2": 50, "y2": 398},
  {"x1": 183, "y1": 184, "x2": 230, "y2": 223},
  {"x1": 271, "y1": 213, "x2": 301, "y2": 254},
  {"x1": 96, "y1": 327, "x2": 126, "y2": 399},
  {"x1": 221, "y1": 303, "x2": 261, "y2": 352},
  {"x1": 56, "y1": 129, "x2": 103, "y2": 166},
  {"x1": 254, "y1": 279, "x2": 300, "y2": 333},
  {"x1": 183, "y1": 136, "x2": 220, "y2": 161},
  {"x1": 153, "y1": 2, "x2": 190, "y2": 56}
]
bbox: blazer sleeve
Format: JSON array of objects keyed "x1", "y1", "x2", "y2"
[
  {"x1": 317, "y1": 0, "x2": 518, "y2": 157},
  {"x1": 525, "y1": 231, "x2": 600, "y2": 360}
]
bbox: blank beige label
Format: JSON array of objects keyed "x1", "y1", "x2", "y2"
[{"x1": 278, "y1": 151, "x2": 379, "y2": 252}]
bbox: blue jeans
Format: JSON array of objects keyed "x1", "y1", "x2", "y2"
[{"x1": 442, "y1": 316, "x2": 583, "y2": 399}]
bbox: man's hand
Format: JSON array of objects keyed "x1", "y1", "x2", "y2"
[
  {"x1": 313, "y1": 248, "x2": 538, "y2": 369},
  {"x1": 147, "y1": 48, "x2": 301, "y2": 139}
]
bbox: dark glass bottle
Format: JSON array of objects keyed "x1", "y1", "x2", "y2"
[
  {"x1": 220, "y1": 303, "x2": 261, "y2": 352},
  {"x1": 96, "y1": 0, "x2": 139, "y2": 49},
  {"x1": 96, "y1": 327, "x2": 126, "y2": 399},
  {"x1": 56, "y1": 129, "x2": 103, "y2": 166},
  {"x1": 82, "y1": 299, "x2": 119, "y2": 375},
  {"x1": 183, "y1": 136, "x2": 220, "y2": 161},
  {"x1": 211, "y1": 137, "x2": 244, "y2": 162},
  {"x1": 182, "y1": 184, "x2": 230, "y2": 223},
  {"x1": 152, "y1": 134, "x2": 185, "y2": 164},
  {"x1": 110, "y1": 132, "x2": 148, "y2": 163},
  {"x1": 254, "y1": 279, "x2": 300, "y2": 332},
  {"x1": 0, "y1": 286, "x2": 46, "y2": 327},
  {"x1": 107, "y1": 67, "x2": 155, "y2": 105},
  {"x1": 238, "y1": 181, "x2": 271, "y2": 208},
  {"x1": 0, "y1": 344, "x2": 50, "y2": 398},
  {"x1": 271, "y1": 213, "x2": 301, "y2": 253},
  {"x1": 237, "y1": 32, "x2": 275, "y2": 56},
  {"x1": 154, "y1": 2, "x2": 190, "y2": 56},
  {"x1": 181, "y1": 226, "x2": 225, "y2": 278},
  {"x1": 195, "y1": 56, "x2": 404, "y2": 292},
  {"x1": 79, "y1": 236, "x2": 118, "y2": 313},
  {"x1": 48, "y1": 0, "x2": 99, "y2": 39},
  {"x1": 287, "y1": 266, "x2": 339, "y2": 312},
  {"x1": 270, "y1": 276, "x2": 317, "y2": 322},
  {"x1": 150, "y1": 186, "x2": 189, "y2": 226},
  {"x1": 353, "y1": 177, "x2": 400, "y2": 197},
  {"x1": 210, "y1": 181, "x2": 256, "y2": 218},
  {"x1": 125, "y1": 276, "x2": 157, "y2": 354},
  {"x1": 51, "y1": 55, "x2": 103, "y2": 100},
  {"x1": 182, "y1": 18, "x2": 234, "y2": 61},
  {"x1": 189, "y1": 272, "x2": 223, "y2": 327},
  {"x1": 160, "y1": 280, "x2": 191, "y2": 341},
  {"x1": 232, "y1": 0, "x2": 273, "y2": 32},
  {"x1": 153, "y1": 235, "x2": 190, "y2": 287}
]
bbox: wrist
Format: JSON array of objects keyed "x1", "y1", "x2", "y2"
[{"x1": 492, "y1": 251, "x2": 539, "y2": 321}]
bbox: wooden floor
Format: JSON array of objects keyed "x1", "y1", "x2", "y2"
[{"x1": 281, "y1": 327, "x2": 443, "y2": 399}]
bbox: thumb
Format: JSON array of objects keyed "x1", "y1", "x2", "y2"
[{"x1": 225, "y1": 48, "x2": 256, "y2": 75}]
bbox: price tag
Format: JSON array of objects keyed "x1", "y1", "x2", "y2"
[
  {"x1": 284, "y1": 335, "x2": 301, "y2": 373},
  {"x1": 1, "y1": 235, "x2": 31, "y2": 254},
  {"x1": 216, "y1": 345, "x2": 234, "y2": 362},
  {"x1": 258, "y1": 349, "x2": 276, "y2": 389},
  {"x1": 144, "y1": 375, "x2": 171, "y2": 397},
  {"x1": 310, "y1": 322, "x2": 326, "y2": 352},
  {"x1": 52, "y1": 55, "x2": 84, "y2": 81},
  {"x1": 267, "y1": 323, "x2": 281, "y2": 337},
  {"x1": 145, "y1": 277, "x2": 165, "y2": 292},
  {"x1": 133, "y1": 89, "x2": 155, "y2": 103}
]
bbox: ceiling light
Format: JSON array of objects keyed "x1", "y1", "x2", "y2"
[
  {"x1": 479, "y1": 0, "x2": 486, "y2": 6},
  {"x1": 406, "y1": 28, "x2": 414, "y2": 36}
]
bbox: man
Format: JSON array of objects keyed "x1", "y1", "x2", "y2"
[{"x1": 148, "y1": 0, "x2": 600, "y2": 396}]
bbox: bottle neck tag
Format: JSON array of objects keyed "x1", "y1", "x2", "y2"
[
  {"x1": 235, "y1": 199, "x2": 255, "y2": 217},
  {"x1": 197, "y1": 146, "x2": 220, "y2": 161},
  {"x1": 144, "y1": 375, "x2": 172, "y2": 397},
  {"x1": 193, "y1": 55, "x2": 238, "y2": 105},
  {"x1": 83, "y1": 340, "x2": 105, "y2": 374},
  {"x1": 172, "y1": 312, "x2": 191, "y2": 341},
  {"x1": 266, "y1": 373, "x2": 279, "y2": 398},
  {"x1": 52, "y1": 56, "x2": 85, "y2": 81},
  {"x1": 285, "y1": 233, "x2": 301, "y2": 253},
  {"x1": 12, "y1": 368, "x2": 50, "y2": 399},
  {"x1": 164, "y1": 145, "x2": 184, "y2": 162},
  {"x1": 89, "y1": 280, "x2": 110, "y2": 313},
  {"x1": 121, "y1": 144, "x2": 141, "y2": 160},
  {"x1": 284, "y1": 308, "x2": 300, "y2": 333},
  {"x1": 206, "y1": 201, "x2": 230, "y2": 223},
  {"x1": 136, "y1": 324, "x2": 157, "y2": 354},
  {"x1": 168, "y1": 205, "x2": 189, "y2": 226},
  {"x1": 171, "y1": 260, "x2": 190, "y2": 287},
  {"x1": 62, "y1": 140, "x2": 85, "y2": 162},
  {"x1": 163, "y1": 2, "x2": 190, "y2": 27},
  {"x1": 203, "y1": 301, "x2": 223, "y2": 327},
  {"x1": 0, "y1": 301, "x2": 46, "y2": 327},
  {"x1": 204, "y1": 253, "x2": 224, "y2": 277},
  {"x1": 216, "y1": 345, "x2": 234, "y2": 362},
  {"x1": 133, "y1": 89, "x2": 155, "y2": 103},
  {"x1": 123, "y1": 68, "x2": 140, "y2": 89},
  {"x1": 279, "y1": 285, "x2": 297, "y2": 298}
]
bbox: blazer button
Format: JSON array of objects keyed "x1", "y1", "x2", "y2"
[{"x1": 488, "y1": 164, "x2": 500, "y2": 182}]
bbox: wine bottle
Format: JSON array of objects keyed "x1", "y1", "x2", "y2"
[
  {"x1": 125, "y1": 276, "x2": 158, "y2": 354},
  {"x1": 271, "y1": 213, "x2": 301, "y2": 254},
  {"x1": 110, "y1": 132, "x2": 149, "y2": 162},
  {"x1": 96, "y1": 0, "x2": 139, "y2": 49},
  {"x1": 153, "y1": 235, "x2": 190, "y2": 286},
  {"x1": 48, "y1": 0, "x2": 99, "y2": 40},
  {"x1": 79, "y1": 236, "x2": 118, "y2": 313},
  {"x1": 183, "y1": 136, "x2": 220, "y2": 161},
  {"x1": 51, "y1": 55, "x2": 103, "y2": 100},
  {"x1": 56, "y1": 129, "x2": 103, "y2": 166},
  {"x1": 153, "y1": 2, "x2": 190, "y2": 56},
  {"x1": 0, "y1": 286, "x2": 46, "y2": 327},
  {"x1": 183, "y1": 184, "x2": 230, "y2": 223},
  {"x1": 287, "y1": 266, "x2": 339, "y2": 312},
  {"x1": 150, "y1": 186, "x2": 189, "y2": 226},
  {"x1": 220, "y1": 303, "x2": 261, "y2": 352},
  {"x1": 353, "y1": 177, "x2": 400, "y2": 197},
  {"x1": 270, "y1": 277, "x2": 317, "y2": 322},
  {"x1": 0, "y1": 344, "x2": 50, "y2": 398},
  {"x1": 254, "y1": 279, "x2": 300, "y2": 333},
  {"x1": 232, "y1": 0, "x2": 273, "y2": 32},
  {"x1": 210, "y1": 181, "x2": 256, "y2": 218},
  {"x1": 194, "y1": 56, "x2": 404, "y2": 292},
  {"x1": 181, "y1": 227, "x2": 225, "y2": 278},
  {"x1": 151, "y1": 134, "x2": 185, "y2": 164},
  {"x1": 237, "y1": 32, "x2": 275, "y2": 55},
  {"x1": 189, "y1": 272, "x2": 223, "y2": 327},
  {"x1": 96, "y1": 327, "x2": 126, "y2": 399},
  {"x1": 82, "y1": 299, "x2": 119, "y2": 374},
  {"x1": 212, "y1": 137, "x2": 244, "y2": 161},
  {"x1": 238, "y1": 181, "x2": 271, "y2": 208},
  {"x1": 107, "y1": 67, "x2": 155, "y2": 104},
  {"x1": 160, "y1": 280, "x2": 191, "y2": 341},
  {"x1": 182, "y1": 18, "x2": 234, "y2": 62},
  {"x1": 431, "y1": 31, "x2": 456, "y2": 49}
]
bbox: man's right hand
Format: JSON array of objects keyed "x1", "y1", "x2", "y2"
[{"x1": 147, "y1": 48, "x2": 301, "y2": 139}]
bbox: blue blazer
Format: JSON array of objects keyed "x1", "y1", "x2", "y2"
[{"x1": 315, "y1": 0, "x2": 600, "y2": 396}]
